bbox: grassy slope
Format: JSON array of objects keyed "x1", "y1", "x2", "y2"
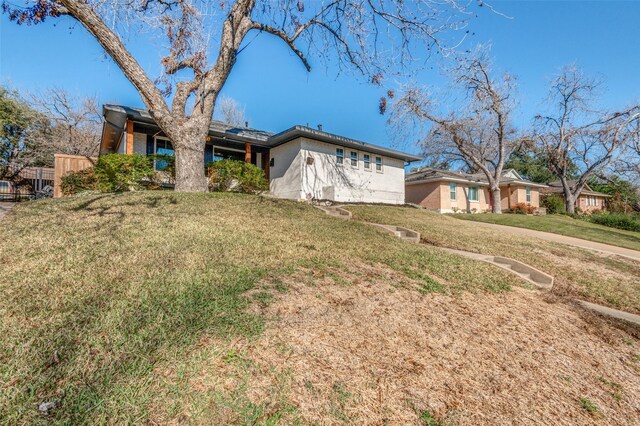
[
  {"x1": 453, "y1": 213, "x2": 640, "y2": 251},
  {"x1": 346, "y1": 206, "x2": 640, "y2": 314},
  {"x1": 0, "y1": 193, "x2": 517, "y2": 424}
]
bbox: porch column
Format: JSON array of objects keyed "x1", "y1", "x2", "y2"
[
  {"x1": 245, "y1": 143, "x2": 251, "y2": 163},
  {"x1": 126, "y1": 120, "x2": 134, "y2": 155}
]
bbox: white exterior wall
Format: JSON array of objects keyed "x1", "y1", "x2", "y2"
[
  {"x1": 269, "y1": 139, "x2": 305, "y2": 200},
  {"x1": 269, "y1": 137, "x2": 406, "y2": 204}
]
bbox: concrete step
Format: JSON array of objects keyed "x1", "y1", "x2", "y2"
[
  {"x1": 438, "y1": 248, "x2": 554, "y2": 290},
  {"x1": 314, "y1": 205, "x2": 352, "y2": 220}
]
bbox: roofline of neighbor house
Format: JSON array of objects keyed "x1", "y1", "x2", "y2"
[
  {"x1": 406, "y1": 176, "x2": 549, "y2": 188},
  {"x1": 102, "y1": 105, "x2": 422, "y2": 162}
]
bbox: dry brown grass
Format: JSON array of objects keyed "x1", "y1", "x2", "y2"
[
  {"x1": 149, "y1": 263, "x2": 640, "y2": 425},
  {"x1": 347, "y1": 205, "x2": 640, "y2": 315},
  {"x1": 1, "y1": 194, "x2": 638, "y2": 424}
]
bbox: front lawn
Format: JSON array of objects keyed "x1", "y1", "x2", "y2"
[
  {"x1": 453, "y1": 213, "x2": 640, "y2": 251},
  {"x1": 0, "y1": 193, "x2": 515, "y2": 424},
  {"x1": 347, "y1": 205, "x2": 640, "y2": 314},
  {"x1": 1, "y1": 194, "x2": 638, "y2": 424}
]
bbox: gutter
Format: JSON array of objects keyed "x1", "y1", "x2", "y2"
[{"x1": 267, "y1": 125, "x2": 423, "y2": 162}]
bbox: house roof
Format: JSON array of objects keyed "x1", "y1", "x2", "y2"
[
  {"x1": 268, "y1": 125, "x2": 423, "y2": 162},
  {"x1": 101, "y1": 104, "x2": 422, "y2": 162},
  {"x1": 405, "y1": 167, "x2": 549, "y2": 188},
  {"x1": 545, "y1": 180, "x2": 611, "y2": 197}
]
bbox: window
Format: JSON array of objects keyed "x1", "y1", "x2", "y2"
[
  {"x1": 468, "y1": 186, "x2": 479, "y2": 202},
  {"x1": 154, "y1": 138, "x2": 174, "y2": 171},
  {"x1": 449, "y1": 182, "x2": 457, "y2": 201},
  {"x1": 375, "y1": 156, "x2": 382, "y2": 172},
  {"x1": 336, "y1": 148, "x2": 344, "y2": 165},
  {"x1": 526, "y1": 186, "x2": 531, "y2": 204},
  {"x1": 363, "y1": 154, "x2": 371, "y2": 169},
  {"x1": 350, "y1": 151, "x2": 358, "y2": 167}
]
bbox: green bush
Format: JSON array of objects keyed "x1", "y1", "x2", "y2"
[
  {"x1": 587, "y1": 212, "x2": 640, "y2": 232},
  {"x1": 94, "y1": 153, "x2": 154, "y2": 192},
  {"x1": 60, "y1": 168, "x2": 99, "y2": 195},
  {"x1": 208, "y1": 159, "x2": 268, "y2": 193},
  {"x1": 541, "y1": 194, "x2": 566, "y2": 215}
]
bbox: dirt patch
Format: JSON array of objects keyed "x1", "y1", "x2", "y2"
[{"x1": 165, "y1": 264, "x2": 640, "y2": 425}]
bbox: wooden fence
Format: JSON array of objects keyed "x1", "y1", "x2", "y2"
[{"x1": 53, "y1": 154, "x2": 97, "y2": 198}]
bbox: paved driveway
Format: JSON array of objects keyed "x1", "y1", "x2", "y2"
[
  {"x1": 0, "y1": 202, "x2": 15, "y2": 221},
  {"x1": 471, "y1": 221, "x2": 640, "y2": 261}
]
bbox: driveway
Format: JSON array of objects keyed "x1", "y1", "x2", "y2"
[
  {"x1": 471, "y1": 221, "x2": 640, "y2": 261},
  {"x1": 0, "y1": 202, "x2": 15, "y2": 221}
]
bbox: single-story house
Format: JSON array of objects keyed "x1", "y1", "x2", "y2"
[
  {"x1": 541, "y1": 181, "x2": 610, "y2": 212},
  {"x1": 405, "y1": 167, "x2": 548, "y2": 213},
  {"x1": 99, "y1": 105, "x2": 421, "y2": 204}
]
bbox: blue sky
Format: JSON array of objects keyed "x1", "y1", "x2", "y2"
[{"x1": 1, "y1": 1, "x2": 639, "y2": 155}]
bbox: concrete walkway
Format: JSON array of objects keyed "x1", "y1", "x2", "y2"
[
  {"x1": 577, "y1": 300, "x2": 640, "y2": 326},
  {"x1": 469, "y1": 221, "x2": 640, "y2": 261},
  {"x1": 0, "y1": 202, "x2": 15, "y2": 221}
]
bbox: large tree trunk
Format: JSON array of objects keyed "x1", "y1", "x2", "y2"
[
  {"x1": 564, "y1": 191, "x2": 576, "y2": 214},
  {"x1": 174, "y1": 143, "x2": 208, "y2": 192},
  {"x1": 491, "y1": 187, "x2": 502, "y2": 214}
]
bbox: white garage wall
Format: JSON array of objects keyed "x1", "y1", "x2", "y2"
[
  {"x1": 269, "y1": 137, "x2": 406, "y2": 204},
  {"x1": 269, "y1": 138, "x2": 305, "y2": 200}
]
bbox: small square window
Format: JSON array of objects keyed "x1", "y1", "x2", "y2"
[
  {"x1": 375, "y1": 156, "x2": 382, "y2": 172},
  {"x1": 350, "y1": 151, "x2": 358, "y2": 167},
  {"x1": 336, "y1": 148, "x2": 344, "y2": 165},
  {"x1": 363, "y1": 154, "x2": 371, "y2": 169},
  {"x1": 469, "y1": 186, "x2": 479, "y2": 202}
]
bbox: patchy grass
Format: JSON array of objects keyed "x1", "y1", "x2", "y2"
[
  {"x1": 453, "y1": 213, "x2": 640, "y2": 251},
  {"x1": 0, "y1": 193, "x2": 519, "y2": 424},
  {"x1": 347, "y1": 205, "x2": 640, "y2": 314}
]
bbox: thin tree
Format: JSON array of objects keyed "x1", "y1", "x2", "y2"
[
  {"x1": 390, "y1": 53, "x2": 519, "y2": 213},
  {"x1": 534, "y1": 66, "x2": 640, "y2": 214},
  {"x1": 29, "y1": 88, "x2": 102, "y2": 157},
  {"x1": 3, "y1": 0, "x2": 478, "y2": 192},
  {"x1": 215, "y1": 96, "x2": 247, "y2": 127}
]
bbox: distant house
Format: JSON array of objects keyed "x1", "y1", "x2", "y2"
[
  {"x1": 541, "y1": 181, "x2": 610, "y2": 212},
  {"x1": 98, "y1": 105, "x2": 421, "y2": 203},
  {"x1": 405, "y1": 168, "x2": 548, "y2": 213}
]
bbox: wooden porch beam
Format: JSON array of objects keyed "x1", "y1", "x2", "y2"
[
  {"x1": 245, "y1": 143, "x2": 251, "y2": 163},
  {"x1": 126, "y1": 120, "x2": 134, "y2": 155}
]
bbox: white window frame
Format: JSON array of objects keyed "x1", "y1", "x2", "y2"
[
  {"x1": 363, "y1": 154, "x2": 371, "y2": 170},
  {"x1": 525, "y1": 186, "x2": 531, "y2": 204},
  {"x1": 350, "y1": 151, "x2": 358, "y2": 168},
  {"x1": 449, "y1": 182, "x2": 456, "y2": 201},
  {"x1": 336, "y1": 148, "x2": 344, "y2": 165},
  {"x1": 468, "y1": 186, "x2": 479, "y2": 202},
  {"x1": 375, "y1": 156, "x2": 383, "y2": 172}
]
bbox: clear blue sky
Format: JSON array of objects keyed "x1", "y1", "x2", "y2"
[{"x1": 1, "y1": 1, "x2": 639, "y2": 155}]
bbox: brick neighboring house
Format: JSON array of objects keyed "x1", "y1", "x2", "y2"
[
  {"x1": 405, "y1": 168, "x2": 548, "y2": 213},
  {"x1": 541, "y1": 181, "x2": 610, "y2": 212}
]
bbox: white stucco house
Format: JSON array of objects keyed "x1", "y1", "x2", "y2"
[{"x1": 99, "y1": 105, "x2": 422, "y2": 204}]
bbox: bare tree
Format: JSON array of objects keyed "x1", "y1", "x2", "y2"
[
  {"x1": 534, "y1": 66, "x2": 640, "y2": 214},
  {"x1": 3, "y1": 0, "x2": 477, "y2": 192},
  {"x1": 390, "y1": 53, "x2": 519, "y2": 213},
  {"x1": 612, "y1": 119, "x2": 640, "y2": 185},
  {"x1": 29, "y1": 88, "x2": 101, "y2": 157},
  {"x1": 214, "y1": 96, "x2": 247, "y2": 127}
]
